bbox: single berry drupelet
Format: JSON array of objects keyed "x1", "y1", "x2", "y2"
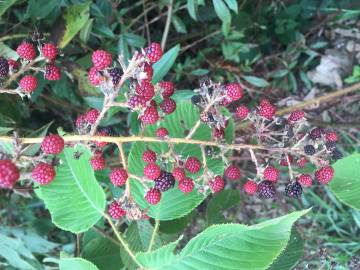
[
  {"x1": 92, "y1": 50, "x2": 112, "y2": 70},
  {"x1": 263, "y1": 166, "x2": 279, "y2": 182},
  {"x1": 224, "y1": 165, "x2": 241, "y2": 180},
  {"x1": 108, "y1": 201, "x2": 126, "y2": 219},
  {"x1": 88, "y1": 67, "x2": 103, "y2": 86},
  {"x1": 331, "y1": 149, "x2": 343, "y2": 161},
  {"x1": 145, "y1": 188, "x2": 161, "y2": 205},
  {"x1": 0, "y1": 57, "x2": 9, "y2": 77},
  {"x1": 145, "y1": 42, "x2": 163, "y2": 63},
  {"x1": 160, "y1": 98, "x2": 176, "y2": 114},
  {"x1": 309, "y1": 127, "x2": 323, "y2": 140},
  {"x1": 156, "y1": 127, "x2": 169, "y2": 138},
  {"x1": 144, "y1": 163, "x2": 161, "y2": 180},
  {"x1": 258, "y1": 180, "x2": 276, "y2": 198},
  {"x1": 285, "y1": 181, "x2": 303, "y2": 198},
  {"x1": 191, "y1": 95, "x2": 202, "y2": 105},
  {"x1": 45, "y1": 64, "x2": 61, "y2": 80},
  {"x1": 185, "y1": 157, "x2": 201, "y2": 173},
  {"x1": 172, "y1": 167, "x2": 186, "y2": 181},
  {"x1": 225, "y1": 83, "x2": 243, "y2": 101},
  {"x1": 108, "y1": 68, "x2": 122, "y2": 86},
  {"x1": 142, "y1": 150, "x2": 157, "y2": 163},
  {"x1": 209, "y1": 175, "x2": 225, "y2": 193},
  {"x1": 0, "y1": 160, "x2": 20, "y2": 188},
  {"x1": 86, "y1": 109, "x2": 100, "y2": 124},
  {"x1": 19, "y1": 75, "x2": 38, "y2": 93},
  {"x1": 32, "y1": 162, "x2": 56, "y2": 185},
  {"x1": 16, "y1": 42, "x2": 36, "y2": 60},
  {"x1": 41, "y1": 43, "x2": 58, "y2": 60},
  {"x1": 179, "y1": 177, "x2": 195, "y2": 193},
  {"x1": 90, "y1": 154, "x2": 106, "y2": 171},
  {"x1": 243, "y1": 180, "x2": 257, "y2": 195},
  {"x1": 154, "y1": 171, "x2": 175, "y2": 192},
  {"x1": 159, "y1": 81, "x2": 174, "y2": 97},
  {"x1": 315, "y1": 166, "x2": 334, "y2": 184},
  {"x1": 41, "y1": 135, "x2": 65, "y2": 155},
  {"x1": 109, "y1": 168, "x2": 128, "y2": 186},
  {"x1": 235, "y1": 105, "x2": 249, "y2": 120},
  {"x1": 304, "y1": 145, "x2": 316, "y2": 155},
  {"x1": 297, "y1": 174, "x2": 312, "y2": 187}
]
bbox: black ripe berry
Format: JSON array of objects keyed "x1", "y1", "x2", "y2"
[
  {"x1": 0, "y1": 57, "x2": 9, "y2": 77},
  {"x1": 325, "y1": 141, "x2": 337, "y2": 151},
  {"x1": 109, "y1": 68, "x2": 122, "y2": 86},
  {"x1": 191, "y1": 95, "x2": 202, "y2": 105},
  {"x1": 258, "y1": 180, "x2": 276, "y2": 198},
  {"x1": 207, "y1": 112, "x2": 215, "y2": 122},
  {"x1": 304, "y1": 145, "x2": 316, "y2": 155},
  {"x1": 285, "y1": 181, "x2": 303, "y2": 198},
  {"x1": 309, "y1": 127, "x2": 323, "y2": 140},
  {"x1": 154, "y1": 171, "x2": 175, "y2": 192},
  {"x1": 331, "y1": 149, "x2": 343, "y2": 161}
]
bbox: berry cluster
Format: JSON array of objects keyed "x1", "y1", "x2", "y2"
[{"x1": 0, "y1": 39, "x2": 61, "y2": 96}]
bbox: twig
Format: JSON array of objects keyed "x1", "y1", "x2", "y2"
[
  {"x1": 92, "y1": 226, "x2": 123, "y2": 248},
  {"x1": 161, "y1": 0, "x2": 174, "y2": 50},
  {"x1": 147, "y1": 219, "x2": 160, "y2": 252}
]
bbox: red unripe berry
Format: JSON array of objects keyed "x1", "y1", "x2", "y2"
[
  {"x1": 41, "y1": 134, "x2": 65, "y2": 155},
  {"x1": 16, "y1": 42, "x2": 36, "y2": 60},
  {"x1": 41, "y1": 43, "x2": 58, "y2": 60},
  {"x1": 279, "y1": 155, "x2": 293, "y2": 166},
  {"x1": 325, "y1": 131, "x2": 337, "y2": 142},
  {"x1": 209, "y1": 175, "x2": 225, "y2": 193},
  {"x1": 95, "y1": 130, "x2": 109, "y2": 147},
  {"x1": 76, "y1": 114, "x2": 87, "y2": 128},
  {"x1": 145, "y1": 188, "x2": 161, "y2": 205},
  {"x1": 8, "y1": 59, "x2": 19, "y2": 69},
  {"x1": 142, "y1": 63, "x2": 153, "y2": 80},
  {"x1": 144, "y1": 163, "x2": 161, "y2": 180},
  {"x1": 88, "y1": 67, "x2": 103, "y2": 86},
  {"x1": 224, "y1": 165, "x2": 241, "y2": 180},
  {"x1": 225, "y1": 83, "x2": 243, "y2": 101},
  {"x1": 185, "y1": 157, "x2": 201, "y2": 173},
  {"x1": 128, "y1": 95, "x2": 147, "y2": 110},
  {"x1": 109, "y1": 168, "x2": 128, "y2": 186},
  {"x1": 140, "y1": 102, "x2": 159, "y2": 125},
  {"x1": 235, "y1": 105, "x2": 249, "y2": 120},
  {"x1": 158, "y1": 81, "x2": 174, "y2": 98},
  {"x1": 243, "y1": 180, "x2": 257, "y2": 195},
  {"x1": 145, "y1": 42, "x2": 163, "y2": 63},
  {"x1": 297, "y1": 157, "x2": 308, "y2": 168},
  {"x1": 92, "y1": 50, "x2": 112, "y2": 70},
  {"x1": 178, "y1": 177, "x2": 195, "y2": 193},
  {"x1": 213, "y1": 128, "x2": 224, "y2": 139},
  {"x1": 315, "y1": 166, "x2": 334, "y2": 184},
  {"x1": 288, "y1": 110, "x2": 305, "y2": 123},
  {"x1": 86, "y1": 109, "x2": 100, "y2": 124},
  {"x1": 259, "y1": 102, "x2": 276, "y2": 120},
  {"x1": 156, "y1": 127, "x2": 168, "y2": 138},
  {"x1": 32, "y1": 163, "x2": 56, "y2": 185},
  {"x1": 0, "y1": 160, "x2": 20, "y2": 189},
  {"x1": 160, "y1": 98, "x2": 176, "y2": 114},
  {"x1": 172, "y1": 167, "x2": 186, "y2": 181},
  {"x1": 142, "y1": 150, "x2": 157, "y2": 163},
  {"x1": 45, "y1": 64, "x2": 61, "y2": 80},
  {"x1": 297, "y1": 174, "x2": 313, "y2": 187},
  {"x1": 108, "y1": 201, "x2": 126, "y2": 219},
  {"x1": 90, "y1": 154, "x2": 106, "y2": 171},
  {"x1": 19, "y1": 75, "x2": 38, "y2": 93},
  {"x1": 263, "y1": 166, "x2": 279, "y2": 182},
  {"x1": 136, "y1": 80, "x2": 155, "y2": 101}
]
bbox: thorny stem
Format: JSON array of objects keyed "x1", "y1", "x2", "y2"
[
  {"x1": 249, "y1": 149, "x2": 261, "y2": 178},
  {"x1": 287, "y1": 155, "x2": 294, "y2": 180},
  {"x1": 92, "y1": 226, "x2": 123, "y2": 248},
  {"x1": 147, "y1": 219, "x2": 160, "y2": 252}
]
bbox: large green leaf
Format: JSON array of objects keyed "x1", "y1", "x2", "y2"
[
  {"x1": 136, "y1": 209, "x2": 309, "y2": 270},
  {"x1": 0, "y1": 0, "x2": 18, "y2": 17},
  {"x1": 59, "y1": 258, "x2": 99, "y2": 270},
  {"x1": 59, "y1": 2, "x2": 91, "y2": 48},
  {"x1": 329, "y1": 153, "x2": 360, "y2": 210},
  {"x1": 152, "y1": 44, "x2": 180, "y2": 84},
  {"x1": 36, "y1": 145, "x2": 106, "y2": 233},
  {"x1": 0, "y1": 42, "x2": 18, "y2": 60},
  {"x1": 128, "y1": 102, "x2": 234, "y2": 220}
]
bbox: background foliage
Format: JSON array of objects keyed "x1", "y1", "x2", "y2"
[{"x1": 1, "y1": 0, "x2": 360, "y2": 269}]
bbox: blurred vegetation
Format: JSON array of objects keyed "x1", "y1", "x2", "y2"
[{"x1": 1, "y1": 0, "x2": 360, "y2": 269}]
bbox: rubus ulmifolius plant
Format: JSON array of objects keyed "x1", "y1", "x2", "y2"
[{"x1": 0, "y1": 39, "x2": 345, "y2": 269}]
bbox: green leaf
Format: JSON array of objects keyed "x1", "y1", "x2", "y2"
[
  {"x1": 187, "y1": 0, "x2": 197, "y2": 20},
  {"x1": 0, "y1": 0, "x2": 18, "y2": 17},
  {"x1": 136, "y1": 210, "x2": 309, "y2": 270},
  {"x1": 128, "y1": 102, "x2": 234, "y2": 220},
  {"x1": 59, "y1": 258, "x2": 100, "y2": 270},
  {"x1": 212, "y1": 0, "x2": 231, "y2": 35},
  {"x1": 22, "y1": 122, "x2": 53, "y2": 156},
  {"x1": 206, "y1": 189, "x2": 240, "y2": 225},
  {"x1": 79, "y1": 18, "x2": 94, "y2": 44},
  {"x1": 172, "y1": 15, "x2": 187, "y2": 34},
  {"x1": 36, "y1": 145, "x2": 106, "y2": 233},
  {"x1": 26, "y1": 0, "x2": 58, "y2": 19},
  {"x1": 152, "y1": 44, "x2": 180, "y2": 84},
  {"x1": 59, "y1": 2, "x2": 91, "y2": 48},
  {"x1": 243, "y1": 75, "x2": 270, "y2": 87},
  {"x1": 329, "y1": 153, "x2": 360, "y2": 210},
  {"x1": 0, "y1": 42, "x2": 19, "y2": 60},
  {"x1": 224, "y1": 0, "x2": 238, "y2": 13},
  {"x1": 82, "y1": 237, "x2": 123, "y2": 270}
]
